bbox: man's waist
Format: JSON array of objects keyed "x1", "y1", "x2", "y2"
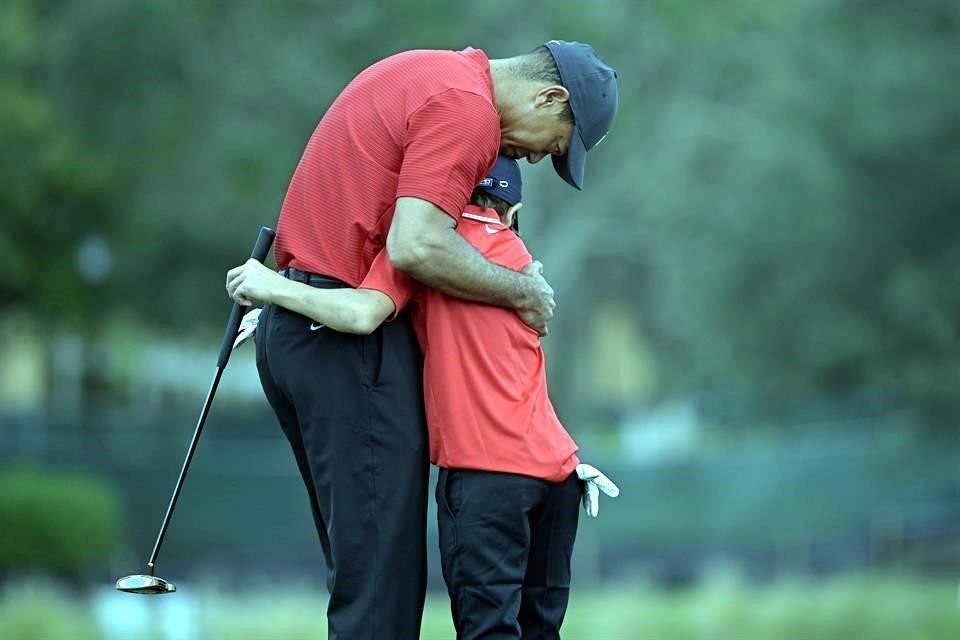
[{"x1": 281, "y1": 267, "x2": 349, "y2": 289}]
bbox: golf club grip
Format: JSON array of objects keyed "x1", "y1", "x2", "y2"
[
  {"x1": 216, "y1": 226, "x2": 276, "y2": 367},
  {"x1": 249, "y1": 225, "x2": 277, "y2": 263}
]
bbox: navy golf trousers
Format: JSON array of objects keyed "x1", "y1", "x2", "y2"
[
  {"x1": 437, "y1": 468, "x2": 582, "y2": 640},
  {"x1": 256, "y1": 296, "x2": 429, "y2": 640}
]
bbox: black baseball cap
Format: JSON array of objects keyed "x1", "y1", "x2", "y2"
[
  {"x1": 477, "y1": 154, "x2": 522, "y2": 205},
  {"x1": 544, "y1": 40, "x2": 619, "y2": 190}
]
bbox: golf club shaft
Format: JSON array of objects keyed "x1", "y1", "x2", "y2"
[{"x1": 146, "y1": 226, "x2": 276, "y2": 571}]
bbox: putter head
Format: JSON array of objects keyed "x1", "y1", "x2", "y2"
[{"x1": 115, "y1": 574, "x2": 176, "y2": 594}]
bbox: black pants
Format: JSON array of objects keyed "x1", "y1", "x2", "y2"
[
  {"x1": 437, "y1": 468, "x2": 582, "y2": 640},
  {"x1": 255, "y1": 301, "x2": 429, "y2": 640}
]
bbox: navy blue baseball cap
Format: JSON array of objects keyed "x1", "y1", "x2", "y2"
[
  {"x1": 544, "y1": 40, "x2": 619, "y2": 190},
  {"x1": 477, "y1": 154, "x2": 522, "y2": 205}
]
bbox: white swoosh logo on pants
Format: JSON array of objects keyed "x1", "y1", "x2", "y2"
[{"x1": 485, "y1": 224, "x2": 501, "y2": 234}]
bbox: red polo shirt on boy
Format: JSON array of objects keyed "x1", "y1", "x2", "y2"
[
  {"x1": 273, "y1": 48, "x2": 501, "y2": 285},
  {"x1": 361, "y1": 205, "x2": 580, "y2": 482}
]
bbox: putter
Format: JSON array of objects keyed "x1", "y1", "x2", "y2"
[{"x1": 116, "y1": 226, "x2": 275, "y2": 594}]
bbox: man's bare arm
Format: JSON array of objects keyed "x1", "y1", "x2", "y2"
[{"x1": 386, "y1": 197, "x2": 555, "y2": 333}]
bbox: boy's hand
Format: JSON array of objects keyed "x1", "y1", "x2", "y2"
[
  {"x1": 576, "y1": 463, "x2": 620, "y2": 518},
  {"x1": 233, "y1": 308, "x2": 262, "y2": 349},
  {"x1": 226, "y1": 258, "x2": 285, "y2": 307}
]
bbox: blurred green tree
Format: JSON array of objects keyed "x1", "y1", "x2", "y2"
[
  {"x1": 2, "y1": 0, "x2": 957, "y2": 426},
  {"x1": 0, "y1": 0, "x2": 117, "y2": 329}
]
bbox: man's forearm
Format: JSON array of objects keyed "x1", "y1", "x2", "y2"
[
  {"x1": 387, "y1": 197, "x2": 552, "y2": 333},
  {"x1": 397, "y1": 227, "x2": 531, "y2": 308}
]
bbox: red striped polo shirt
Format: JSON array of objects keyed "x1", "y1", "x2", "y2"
[
  {"x1": 273, "y1": 48, "x2": 501, "y2": 285},
  {"x1": 360, "y1": 205, "x2": 580, "y2": 482}
]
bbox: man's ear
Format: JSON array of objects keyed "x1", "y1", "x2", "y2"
[{"x1": 535, "y1": 85, "x2": 570, "y2": 109}]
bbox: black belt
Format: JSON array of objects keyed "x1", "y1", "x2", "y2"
[{"x1": 282, "y1": 267, "x2": 348, "y2": 289}]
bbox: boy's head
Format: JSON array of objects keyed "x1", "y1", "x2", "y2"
[{"x1": 470, "y1": 154, "x2": 523, "y2": 231}]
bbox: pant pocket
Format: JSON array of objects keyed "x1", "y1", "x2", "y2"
[
  {"x1": 255, "y1": 304, "x2": 274, "y2": 368},
  {"x1": 361, "y1": 327, "x2": 384, "y2": 387},
  {"x1": 436, "y1": 468, "x2": 463, "y2": 518},
  {"x1": 446, "y1": 468, "x2": 463, "y2": 517}
]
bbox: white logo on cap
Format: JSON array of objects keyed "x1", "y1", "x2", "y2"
[{"x1": 498, "y1": 180, "x2": 509, "y2": 188}]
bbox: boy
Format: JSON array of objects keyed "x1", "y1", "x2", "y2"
[{"x1": 226, "y1": 156, "x2": 618, "y2": 639}]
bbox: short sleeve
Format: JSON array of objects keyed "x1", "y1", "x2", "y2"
[
  {"x1": 397, "y1": 89, "x2": 501, "y2": 219},
  {"x1": 359, "y1": 248, "x2": 416, "y2": 320}
]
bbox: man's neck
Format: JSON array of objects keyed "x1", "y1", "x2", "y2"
[{"x1": 488, "y1": 59, "x2": 524, "y2": 119}]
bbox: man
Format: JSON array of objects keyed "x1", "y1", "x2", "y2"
[{"x1": 235, "y1": 41, "x2": 618, "y2": 639}]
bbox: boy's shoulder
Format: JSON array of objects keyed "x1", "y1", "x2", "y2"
[{"x1": 457, "y1": 206, "x2": 532, "y2": 269}]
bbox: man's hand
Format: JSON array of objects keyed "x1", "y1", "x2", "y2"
[
  {"x1": 226, "y1": 258, "x2": 285, "y2": 307},
  {"x1": 517, "y1": 261, "x2": 555, "y2": 336},
  {"x1": 575, "y1": 463, "x2": 620, "y2": 518}
]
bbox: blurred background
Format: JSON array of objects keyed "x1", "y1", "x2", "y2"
[{"x1": 2, "y1": 0, "x2": 959, "y2": 638}]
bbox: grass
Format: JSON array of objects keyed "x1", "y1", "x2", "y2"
[{"x1": 1, "y1": 573, "x2": 958, "y2": 639}]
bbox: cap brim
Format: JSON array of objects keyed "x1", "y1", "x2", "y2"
[{"x1": 552, "y1": 127, "x2": 587, "y2": 190}]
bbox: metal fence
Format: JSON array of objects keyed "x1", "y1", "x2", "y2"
[{"x1": 3, "y1": 404, "x2": 959, "y2": 591}]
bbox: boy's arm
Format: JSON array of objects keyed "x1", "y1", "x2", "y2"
[
  {"x1": 226, "y1": 260, "x2": 394, "y2": 335},
  {"x1": 357, "y1": 247, "x2": 417, "y2": 320}
]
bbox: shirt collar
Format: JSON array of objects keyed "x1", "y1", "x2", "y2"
[
  {"x1": 462, "y1": 204, "x2": 503, "y2": 225},
  {"x1": 459, "y1": 47, "x2": 495, "y2": 104}
]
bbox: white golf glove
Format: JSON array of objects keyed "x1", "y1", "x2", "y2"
[
  {"x1": 233, "y1": 308, "x2": 262, "y2": 350},
  {"x1": 576, "y1": 463, "x2": 620, "y2": 518}
]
